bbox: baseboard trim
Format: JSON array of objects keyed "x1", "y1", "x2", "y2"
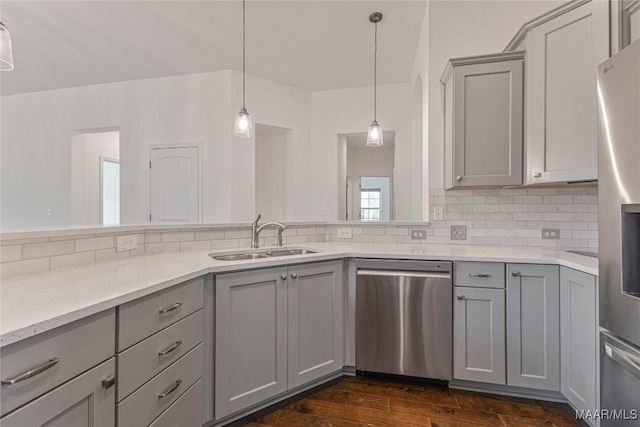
[{"x1": 449, "y1": 379, "x2": 567, "y2": 403}]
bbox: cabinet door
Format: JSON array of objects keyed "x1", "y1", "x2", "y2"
[
  {"x1": 526, "y1": 0, "x2": 609, "y2": 183},
  {"x1": 450, "y1": 59, "x2": 523, "y2": 187},
  {"x1": 215, "y1": 268, "x2": 288, "y2": 420},
  {"x1": 507, "y1": 264, "x2": 560, "y2": 391},
  {"x1": 288, "y1": 261, "x2": 343, "y2": 389},
  {"x1": 0, "y1": 358, "x2": 115, "y2": 427},
  {"x1": 560, "y1": 267, "x2": 597, "y2": 414},
  {"x1": 453, "y1": 287, "x2": 506, "y2": 385}
]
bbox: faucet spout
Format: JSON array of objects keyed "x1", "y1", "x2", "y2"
[{"x1": 251, "y1": 217, "x2": 287, "y2": 249}]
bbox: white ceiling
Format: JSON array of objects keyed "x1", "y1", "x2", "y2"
[{"x1": 0, "y1": 1, "x2": 427, "y2": 96}]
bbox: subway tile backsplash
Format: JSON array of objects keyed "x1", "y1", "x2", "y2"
[
  {"x1": 328, "y1": 186, "x2": 598, "y2": 249},
  {"x1": 0, "y1": 187, "x2": 598, "y2": 279}
]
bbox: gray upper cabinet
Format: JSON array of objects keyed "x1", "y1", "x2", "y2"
[
  {"x1": 288, "y1": 261, "x2": 343, "y2": 389},
  {"x1": 509, "y1": 0, "x2": 609, "y2": 184},
  {"x1": 215, "y1": 267, "x2": 288, "y2": 420},
  {"x1": 621, "y1": 0, "x2": 640, "y2": 47},
  {"x1": 442, "y1": 52, "x2": 524, "y2": 189},
  {"x1": 560, "y1": 267, "x2": 598, "y2": 418},
  {"x1": 506, "y1": 264, "x2": 560, "y2": 391}
]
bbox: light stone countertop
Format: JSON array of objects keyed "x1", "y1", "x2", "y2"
[{"x1": 0, "y1": 242, "x2": 598, "y2": 347}]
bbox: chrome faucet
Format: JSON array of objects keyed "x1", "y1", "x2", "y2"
[{"x1": 251, "y1": 214, "x2": 287, "y2": 248}]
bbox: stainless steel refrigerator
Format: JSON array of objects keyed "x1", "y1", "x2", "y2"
[{"x1": 598, "y1": 39, "x2": 640, "y2": 425}]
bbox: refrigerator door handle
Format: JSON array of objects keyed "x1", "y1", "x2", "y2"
[{"x1": 605, "y1": 342, "x2": 640, "y2": 380}]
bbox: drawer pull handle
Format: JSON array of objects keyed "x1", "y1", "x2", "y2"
[
  {"x1": 469, "y1": 273, "x2": 491, "y2": 278},
  {"x1": 158, "y1": 340, "x2": 183, "y2": 356},
  {"x1": 102, "y1": 375, "x2": 116, "y2": 389},
  {"x1": 1, "y1": 357, "x2": 60, "y2": 385},
  {"x1": 511, "y1": 271, "x2": 521, "y2": 277},
  {"x1": 456, "y1": 295, "x2": 465, "y2": 300},
  {"x1": 280, "y1": 274, "x2": 287, "y2": 280},
  {"x1": 158, "y1": 379, "x2": 182, "y2": 398},
  {"x1": 158, "y1": 302, "x2": 183, "y2": 314},
  {"x1": 291, "y1": 273, "x2": 298, "y2": 279}
]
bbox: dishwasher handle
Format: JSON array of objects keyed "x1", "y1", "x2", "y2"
[{"x1": 357, "y1": 269, "x2": 451, "y2": 280}]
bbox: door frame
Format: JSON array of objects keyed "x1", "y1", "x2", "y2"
[
  {"x1": 99, "y1": 155, "x2": 120, "y2": 225},
  {"x1": 148, "y1": 143, "x2": 203, "y2": 223}
]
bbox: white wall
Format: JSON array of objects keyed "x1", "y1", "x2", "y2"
[
  {"x1": 255, "y1": 132, "x2": 286, "y2": 221},
  {"x1": 310, "y1": 83, "x2": 411, "y2": 221},
  {"x1": 1, "y1": 70, "x2": 312, "y2": 229},
  {"x1": 418, "y1": 0, "x2": 566, "y2": 190}
]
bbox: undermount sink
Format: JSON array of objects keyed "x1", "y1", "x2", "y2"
[
  {"x1": 265, "y1": 248, "x2": 317, "y2": 257},
  {"x1": 209, "y1": 247, "x2": 318, "y2": 261},
  {"x1": 211, "y1": 253, "x2": 271, "y2": 261}
]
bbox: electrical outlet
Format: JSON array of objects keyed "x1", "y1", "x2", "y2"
[
  {"x1": 411, "y1": 229, "x2": 427, "y2": 240},
  {"x1": 542, "y1": 228, "x2": 560, "y2": 240},
  {"x1": 337, "y1": 228, "x2": 352, "y2": 239},
  {"x1": 116, "y1": 235, "x2": 138, "y2": 252},
  {"x1": 433, "y1": 206, "x2": 444, "y2": 221},
  {"x1": 450, "y1": 225, "x2": 467, "y2": 241}
]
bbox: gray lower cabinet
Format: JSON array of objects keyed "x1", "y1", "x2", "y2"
[
  {"x1": 441, "y1": 52, "x2": 524, "y2": 189},
  {"x1": 0, "y1": 358, "x2": 116, "y2": 427},
  {"x1": 215, "y1": 261, "x2": 343, "y2": 421},
  {"x1": 453, "y1": 286, "x2": 506, "y2": 384},
  {"x1": 560, "y1": 267, "x2": 598, "y2": 416},
  {"x1": 506, "y1": 264, "x2": 560, "y2": 391}
]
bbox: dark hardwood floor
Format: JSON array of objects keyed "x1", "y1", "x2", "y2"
[{"x1": 231, "y1": 376, "x2": 582, "y2": 427}]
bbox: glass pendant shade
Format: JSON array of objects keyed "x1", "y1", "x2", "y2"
[
  {"x1": 0, "y1": 22, "x2": 14, "y2": 71},
  {"x1": 366, "y1": 120, "x2": 383, "y2": 147},
  {"x1": 233, "y1": 107, "x2": 254, "y2": 138}
]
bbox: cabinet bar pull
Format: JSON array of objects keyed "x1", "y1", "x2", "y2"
[
  {"x1": 158, "y1": 340, "x2": 183, "y2": 356},
  {"x1": 1, "y1": 357, "x2": 60, "y2": 385},
  {"x1": 102, "y1": 375, "x2": 116, "y2": 389},
  {"x1": 468, "y1": 273, "x2": 491, "y2": 278},
  {"x1": 158, "y1": 379, "x2": 182, "y2": 398},
  {"x1": 158, "y1": 301, "x2": 183, "y2": 314}
]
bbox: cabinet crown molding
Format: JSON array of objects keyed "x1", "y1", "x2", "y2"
[
  {"x1": 440, "y1": 51, "x2": 525, "y2": 84},
  {"x1": 504, "y1": 0, "x2": 593, "y2": 52}
]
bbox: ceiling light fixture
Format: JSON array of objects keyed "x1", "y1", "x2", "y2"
[
  {"x1": 366, "y1": 12, "x2": 383, "y2": 147},
  {"x1": 0, "y1": 21, "x2": 14, "y2": 71},
  {"x1": 233, "y1": 0, "x2": 254, "y2": 138}
]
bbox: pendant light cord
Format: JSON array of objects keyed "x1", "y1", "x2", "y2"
[
  {"x1": 374, "y1": 21, "x2": 377, "y2": 121},
  {"x1": 242, "y1": 0, "x2": 246, "y2": 109}
]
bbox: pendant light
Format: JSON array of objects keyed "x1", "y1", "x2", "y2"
[
  {"x1": 0, "y1": 21, "x2": 14, "y2": 71},
  {"x1": 233, "y1": 0, "x2": 254, "y2": 137},
  {"x1": 366, "y1": 12, "x2": 383, "y2": 147}
]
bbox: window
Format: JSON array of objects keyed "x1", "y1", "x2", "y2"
[{"x1": 360, "y1": 188, "x2": 381, "y2": 221}]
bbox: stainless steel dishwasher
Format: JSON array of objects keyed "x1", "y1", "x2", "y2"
[{"x1": 356, "y1": 259, "x2": 452, "y2": 382}]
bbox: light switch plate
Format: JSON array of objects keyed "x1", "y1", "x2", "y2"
[
  {"x1": 337, "y1": 228, "x2": 352, "y2": 239},
  {"x1": 451, "y1": 225, "x2": 467, "y2": 241},
  {"x1": 116, "y1": 235, "x2": 138, "y2": 252}
]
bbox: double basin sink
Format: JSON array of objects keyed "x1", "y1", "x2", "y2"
[{"x1": 210, "y1": 247, "x2": 317, "y2": 261}]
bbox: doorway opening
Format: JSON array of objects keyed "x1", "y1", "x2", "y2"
[
  {"x1": 70, "y1": 129, "x2": 120, "y2": 226},
  {"x1": 338, "y1": 131, "x2": 395, "y2": 221}
]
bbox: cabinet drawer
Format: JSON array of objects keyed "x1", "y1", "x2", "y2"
[
  {"x1": 118, "y1": 310, "x2": 203, "y2": 401},
  {"x1": 453, "y1": 262, "x2": 505, "y2": 288},
  {"x1": 148, "y1": 379, "x2": 202, "y2": 427},
  {"x1": 0, "y1": 309, "x2": 115, "y2": 416},
  {"x1": 118, "y1": 277, "x2": 204, "y2": 351},
  {"x1": 118, "y1": 343, "x2": 203, "y2": 427},
  {"x1": 0, "y1": 358, "x2": 115, "y2": 427}
]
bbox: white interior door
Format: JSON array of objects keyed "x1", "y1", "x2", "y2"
[{"x1": 150, "y1": 146, "x2": 199, "y2": 223}]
